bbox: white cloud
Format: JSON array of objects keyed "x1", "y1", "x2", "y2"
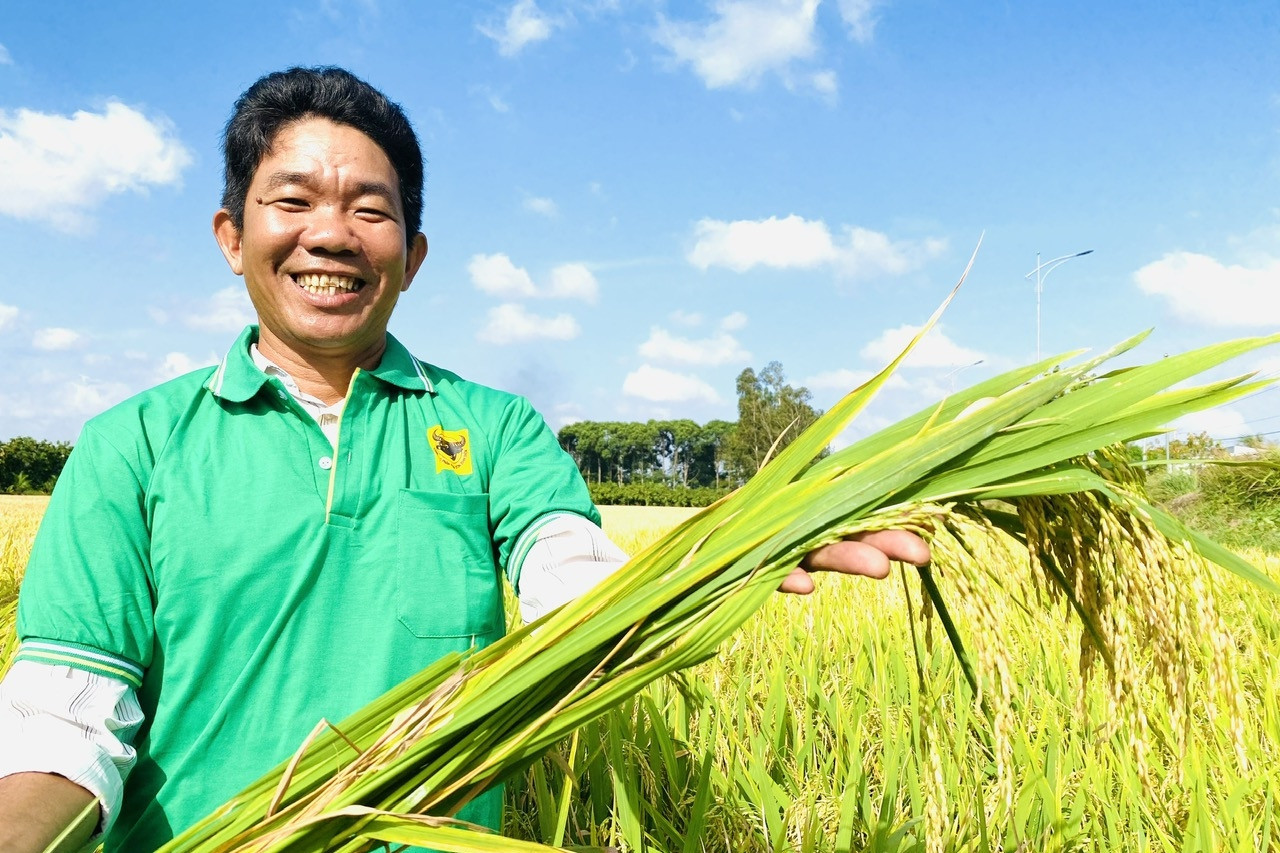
[
  {"x1": 836, "y1": 0, "x2": 880, "y2": 43},
  {"x1": 803, "y1": 367, "x2": 908, "y2": 391},
  {"x1": 185, "y1": 287, "x2": 255, "y2": 332},
  {"x1": 809, "y1": 69, "x2": 838, "y2": 99},
  {"x1": 524, "y1": 196, "x2": 558, "y2": 217},
  {"x1": 720, "y1": 311, "x2": 748, "y2": 331},
  {"x1": 32, "y1": 327, "x2": 84, "y2": 351},
  {"x1": 1133, "y1": 251, "x2": 1280, "y2": 327},
  {"x1": 480, "y1": 0, "x2": 556, "y2": 57},
  {"x1": 157, "y1": 351, "x2": 218, "y2": 381},
  {"x1": 859, "y1": 324, "x2": 986, "y2": 369},
  {"x1": 0, "y1": 44, "x2": 12, "y2": 65},
  {"x1": 639, "y1": 327, "x2": 750, "y2": 366},
  {"x1": 623, "y1": 364, "x2": 720, "y2": 403},
  {"x1": 654, "y1": 0, "x2": 821, "y2": 89},
  {"x1": 1170, "y1": 407, "x2": 1252, "y2": 442},
  {"x1": 0, "y1": 101, "x2": 192, "y2": 230},
  {"x1": 60, "y1": 377, "x2": 131, "y2": 416},
  {"x1": 468, "y1": 253, "x2": 539, "y2": 298},
  {"x1": 477, "y1": 303, "x2": 580, "y2": 344},
  {"x1": 547, "y1": 263, "x2": 598, "y2": 302},
  {"x1": 689, "y1": 214, "x2": 835, "y2": 271},
  {"x1": 470, "y1": 253, "x2": 597, "y2": 301},
  {"x1": 0, "y1": 303, "x2": 17, "y2": 331},
  {"x1": 670, "y1": 309, "x2": 703, "y2": 326},
  {"x1": 688, "y1": 215, "x2": 945, "y2": 277}
]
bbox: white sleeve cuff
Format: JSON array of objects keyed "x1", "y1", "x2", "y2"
[
  {"x1": 515, "y1": 513, "x2": 630, "y2": 624},
  {"x1": 0, "y1": 659, "x2": 144, "y2": 839}
]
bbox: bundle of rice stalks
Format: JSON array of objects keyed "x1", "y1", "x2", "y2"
[{"x1": 164, "y1": 277, "x2": 1279, "y2": 853}]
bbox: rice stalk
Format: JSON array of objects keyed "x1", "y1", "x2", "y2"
[{"x1": 161, "y1": 271, "x2": 1279, "y2": 852}]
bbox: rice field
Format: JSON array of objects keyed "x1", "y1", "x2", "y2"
[{"x1": 3, "y1": 498, "x2": 1279, "y2": 851}]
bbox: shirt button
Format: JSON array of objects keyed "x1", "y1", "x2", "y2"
[
  {"x1": 277, "y1": 390, "x2": 287, "y2": 400},
  {"x1": 318, "y1": 456, "x2": 333, "y2": 470}
]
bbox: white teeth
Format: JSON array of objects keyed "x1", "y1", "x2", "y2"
[{"x1": 296, "y1": 273, "x2": 360, "y2": 294}]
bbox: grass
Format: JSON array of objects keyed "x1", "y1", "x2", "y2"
[
  {"x1": 508, "y1": 507, "x2": 1280, "y2": 852},
  {"x1": 3, "y1": 502, "x2": 1279, "y2": 851}
]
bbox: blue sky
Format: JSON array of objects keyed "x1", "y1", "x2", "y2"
[{"x1": 1, "y1": 0, "x2": 1278, "y2": 446}]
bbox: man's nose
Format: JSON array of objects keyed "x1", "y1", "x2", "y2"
[{"x1": 300, "y1": 205, "x2": 359, "y2": 254}]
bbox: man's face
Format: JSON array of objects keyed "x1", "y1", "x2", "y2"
[{"x1": 213, "y1": 117, "x2": 427, "y2": 362}]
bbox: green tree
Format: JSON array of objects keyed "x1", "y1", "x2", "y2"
[
  {"x1": 1166, "y1": 431, "x2": 1224, "y2": 460},
  {"x1": 724, "y1": 362, "x2": 821, "y2": 480},
  {"x1": 0, "y1": 436, "x2": 73, "y2": 493}
]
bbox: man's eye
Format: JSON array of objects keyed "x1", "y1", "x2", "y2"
[
  {"x1": 274, "y1": 197, "x2": 309, "y2": 210},
  {"x1": 356, "y1": 207, "x2": 393, "y2": 221}
]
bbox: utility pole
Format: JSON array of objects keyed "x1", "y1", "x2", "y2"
[{"x1": 1025, "y1": 249, "x2": 1094, "y2": 360}]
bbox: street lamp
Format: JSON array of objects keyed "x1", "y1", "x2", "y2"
[
  {"x1": 945, "y1": 359, "x2": 984, "y2": 392},
  {"x1": 1025, "y1": 249, "x2": 1094, "y2": 360}
]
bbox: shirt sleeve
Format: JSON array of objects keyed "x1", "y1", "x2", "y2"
[
  {"x1": 17, "y1": 421, "x2": 156, "y2": 674},
  {"x1": 0, "y1": 659, "x2": 144, "y2": 838},
  {"x1": 487, "y1": 395, "x2": 602, "y2": 580},
  {"x1": 513, "y1": 514, "x2": 630, "y2": 624}
]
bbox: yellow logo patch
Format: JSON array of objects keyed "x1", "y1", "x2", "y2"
[{"x1": 429, "y1": 425, "x2": 472, "y2": 475}]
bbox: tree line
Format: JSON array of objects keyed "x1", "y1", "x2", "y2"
[
  {"x1": 0, "y1": 437, "x2": 73, "y2": 494},
  {"x1": 558, "y1": 362, "x2": 822, "y2": 504}
]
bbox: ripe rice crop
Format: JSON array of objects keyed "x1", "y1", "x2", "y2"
[{"x1": 1, "y1": 502, "x2": 1277, "y2": 850}]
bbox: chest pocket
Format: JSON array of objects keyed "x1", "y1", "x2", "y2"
[{"x1": 396, "y1": 489, "x2": 503, "y2": 639}]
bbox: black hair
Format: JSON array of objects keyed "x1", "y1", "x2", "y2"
[{"x1": 220, "y1": 66, "x2": 424, "y2": 238}]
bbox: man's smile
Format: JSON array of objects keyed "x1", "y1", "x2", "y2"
[{"x1": 292, "y1": 272, "x2": 366, "y2": 295}]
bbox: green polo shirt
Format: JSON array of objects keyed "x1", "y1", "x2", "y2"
[{"x1": 16, "y1": 326, "x2": 598, "y2": 851}]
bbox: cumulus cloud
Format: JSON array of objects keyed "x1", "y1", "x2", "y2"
[
  {"x1": 1133, "y1": 251, "x2": 1280, "y2": 327},
  {"x1": 0, "y1": 44, "x2": 12, "y2": 65},
  {"x1": 1170, "y1": 407, "x2": 1252, "y2": 443},
  {"x1": 477, "y1": 303, "x2": 580, "y2": 344},
  {"x1": 803, "y1": 367, "x2": 908, "y2": 391},
  {"x1": 688, "y1": 214, "x2": 945, "y2": 277},
  {"x1": 0, "y1": 101, "x2": 192, "y2": 230},
  {"x1": 524, "y1": 196, "x2": 557, "y2": 217},
  {"x1": 836, "y1": 0, "x2": 880, "y2": 43},
  {"x1": 623, "y1": 364, "x2": 720, "y2": 403},
  {"x1": 60, "y1": 377, "x2": 131, "y2": 416},
  {"x1": 654, "y1": 0, "x2": 825, "y2": 90},
  {"x1": 469, "y1": 253, "x2": 539, "y2": 298},
  {"x1": 185, "y1": 287, "x2": 255, "y2": 332},
  {"x1": 480, "y1": 0, "x2": 556, "y2": 56},
  {"x1": 638, "y1": 326, "x2": 750, "y2": 366},
  {"x1": 859, "y1": 324, "x2": 986, "y2": 369},
  {"x1": 0, "y1": 303, "x2": 17, "y2": 331},
  {"x1": 670, "y1": 309, "x2": 703, "y2": 326},
  {"x1": 547, "y1": 263, "x2": 599, "y2": 302},
  {"x1": 720, "y1": 310, "x2": 748, "y2": 331},
  {"x1": 32, "y1": 327, "x2": 84, "y2": 351},
  {"x1": 157, "y1": 351, "x2": 218, "y2": 381},
  {"x1": 470, "y1": 253, "x2": 597, "y2": 301}
]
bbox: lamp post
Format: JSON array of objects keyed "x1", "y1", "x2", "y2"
[
  {"x1": 1025, "y1": 249, "x2": 1093, "y2": 360},
  {"x1": 945, "y1": 359, "x2": 984, "y2": 392}
]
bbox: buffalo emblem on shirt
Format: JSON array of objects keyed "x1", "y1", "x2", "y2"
[{"x1": 428, "y1": 425, "x2": 473, "y2": 475}]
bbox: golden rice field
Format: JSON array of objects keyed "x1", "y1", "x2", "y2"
[{"x1": 3, "y1": 497, "x2": 1279, "y2": 851}]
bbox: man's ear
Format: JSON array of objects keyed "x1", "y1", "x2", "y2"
[
  {"x1": 212, "y1": 210, "x2": 245, "y2": 276},
  {"x1": 402, "y1": 232, "x2": 428, "y2": 292}
]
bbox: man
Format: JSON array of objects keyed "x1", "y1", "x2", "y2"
[{"x1": 0, "y1": 67, "x2": 929, "y2": 851}]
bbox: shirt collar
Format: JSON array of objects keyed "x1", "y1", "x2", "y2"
[{"x1": 205, "y1": 325, "x2": 435, "y2": 402}]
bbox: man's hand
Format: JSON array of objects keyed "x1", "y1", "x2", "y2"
[{"x1": 779, "y1": 529, "x2": 931, "y2": 594}]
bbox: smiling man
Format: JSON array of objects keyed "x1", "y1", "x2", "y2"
[{"x1": 0, "y1": 67, "x2": 928, "y2": 851}]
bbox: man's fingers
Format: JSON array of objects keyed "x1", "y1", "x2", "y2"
[
  {"x1": 849, "y1": 529, "x2": 931, "y2": 567},
  {"x1": 778, "y1": 566, "x2": 816, "y2": 594},
  {"x1": 800, "y1": 539, "x2": 893, "y2": 579},
  {"x1": 799, "y1": 530, "x2": 931, "y2": 577}
]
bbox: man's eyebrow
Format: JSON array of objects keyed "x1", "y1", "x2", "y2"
[
  {"x1": 258, "y1": 172, "x2": 398, "y2": 206},
  {"x1": 259, "y1": 171, "x2": 315, "y2": 192}
]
